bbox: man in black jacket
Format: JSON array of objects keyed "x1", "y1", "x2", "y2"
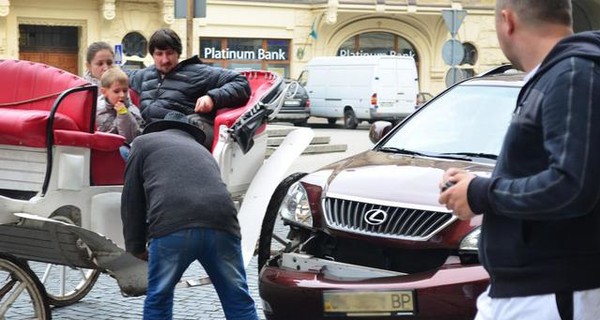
[
  {"x1": 439, "y1": 0, "x2": 600, "y2": 319},
  {"x1": 128, "y1": 28, "x2": 251, "y2": 149},
  {"x1": 121, "y1": 111, "x2": 258, "y2": 320}
]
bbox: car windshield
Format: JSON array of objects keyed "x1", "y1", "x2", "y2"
[{"x1": 380, "y1": 84, "x2": 519, "y2": 158}]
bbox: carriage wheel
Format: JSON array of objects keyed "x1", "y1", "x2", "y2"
[
  {"x1": 27, "y1": 214, "x2": 100, "y2": 307},
  {"x1": 28, "y1": 262, "x2": 100, "y2": 307},
  {"x1": 257, "y1": 172, "x2": 308, "y2": 273},
  {"x1": 0, "y1": 253, "x2": 51, "y2": 320}
]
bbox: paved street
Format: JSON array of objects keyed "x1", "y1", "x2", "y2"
[{"x1": 48, "y1": 118, "x2": 374, "y2": 319}]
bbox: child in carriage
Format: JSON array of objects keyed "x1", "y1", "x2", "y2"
[{"x1": 96, "y1": 67, "x2": 144, "y2": 144}]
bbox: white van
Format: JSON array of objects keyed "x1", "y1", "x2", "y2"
[{"x1": 299, "y1": 55, "x2": 419, "y2": 128}]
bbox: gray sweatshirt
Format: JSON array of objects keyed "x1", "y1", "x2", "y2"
[{"x1": 121, "y1": 129, "x2": 240, "y2": 254}]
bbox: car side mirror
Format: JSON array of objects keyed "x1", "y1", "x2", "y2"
[{"x1": 369, "y1": 121, "x2": 393, "y2": 144}]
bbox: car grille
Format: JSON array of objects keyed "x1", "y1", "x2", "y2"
[{"x1": 323, "y1": 197, "x2": 456, "y2": 241}]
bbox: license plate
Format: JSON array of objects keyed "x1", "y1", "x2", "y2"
[
  {"x1": 323, "y1": 290, "x2": 415, "y2": 316},
  {"x1": 284, "y1": 100, "x2": 301, "y2": 106},
  {"x1": 379, "y1": 102, "x2": 394, "y2": 108}
]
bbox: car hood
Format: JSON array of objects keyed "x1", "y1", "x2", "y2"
[{"x1": 303, "y1": 150, "x2": 493, "y2": 210}]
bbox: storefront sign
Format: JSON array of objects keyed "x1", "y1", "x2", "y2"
[
  {"x1": 338, "y1": 49, "x2": 414, "y2": 57},
  {"x1": 203, "y1": 47, "x2": 287, "y2": 60}
]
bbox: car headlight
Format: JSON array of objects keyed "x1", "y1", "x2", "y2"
[
  {"x1": 459, "y1": 226, "x2": 481, "y2": 251},
  {"x1": 279, "y1": 182, "x2": 313, "y2": 227}
]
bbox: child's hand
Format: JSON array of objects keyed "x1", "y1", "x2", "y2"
[{"x1": 115, "y1": 102, "x2": 128, "y2": 115}]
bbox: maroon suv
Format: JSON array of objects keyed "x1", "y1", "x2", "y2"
[{"x1": 258, "y1": 67, "x2": 524, "y2": 319}]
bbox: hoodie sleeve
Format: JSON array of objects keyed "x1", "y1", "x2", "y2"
[{"x1": 468, "y1": 57, "x2": 600, "y2": 220}]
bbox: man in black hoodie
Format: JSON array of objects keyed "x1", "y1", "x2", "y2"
[{"x1": 439, "y1": 0, "x2": 600, "y2": 319}]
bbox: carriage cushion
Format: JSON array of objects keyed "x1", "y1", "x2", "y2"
[
  {"x1": 0, "y1": 109, "x2": 79, "y2": 147},
  {"x1": 0, "y1": 59, "x2": 94, "y2": 133}
]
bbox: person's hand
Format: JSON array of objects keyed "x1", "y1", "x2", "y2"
[
  {"x1": 115, "y1": 101, "x2": 128, "y2": 115},
  {"x1": 438, "y1": 168, "x2": 476, "y2": 220},
  {"x1": 195, "y1": 95, "x2": 214, "y2": 113},
  {"x1": 132, "y1": 250, "x2": 148, "y2": 261}
]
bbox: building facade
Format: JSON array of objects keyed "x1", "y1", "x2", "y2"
[{"x1": 1, "y1": 0, "x2": 599, "y2": 94}]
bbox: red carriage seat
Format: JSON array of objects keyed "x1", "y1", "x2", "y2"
[{"x1": 0, "y1": 59, "x2": 126, "y2": 188}]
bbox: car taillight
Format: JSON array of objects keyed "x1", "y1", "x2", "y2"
[
  {"x1": 305, "y1": 98, "x2": 310, "y2": 110},
  {"x1": 371, "y1": 93, "x2": 378, "y2": 108}
]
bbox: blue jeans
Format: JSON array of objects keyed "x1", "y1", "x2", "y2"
[{"x1": 144, "y1": 228, "x2": 258, "y2": 320}]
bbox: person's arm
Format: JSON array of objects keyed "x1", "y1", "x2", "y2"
[
  {"x1": 205, "y1": 68, "x2": 251, "y2": 109},
  {"x1": 469, "y1": 58, "x2": 600, "y2": 220},
  {"x1": 121, "y1": 144, "x2": 148, "y2": 255}
]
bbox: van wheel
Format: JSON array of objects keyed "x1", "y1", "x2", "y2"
[
  {"x1": 344, "y1": 110, "x2": 358, "y2": 129},
  {"x1": 327, "y1": 118, "x2": 337, "y2": 127},
  {"x1": 292, "y1": 119, "x2": 308, "y2": 127}
]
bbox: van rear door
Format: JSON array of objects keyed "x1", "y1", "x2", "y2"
[{"x1": 373, "y1": 58, "x2": 399, "y2": 116}]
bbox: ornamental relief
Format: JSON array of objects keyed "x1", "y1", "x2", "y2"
[{"x1": 0, "y1": 0, "x2": 9, "y2": 17}]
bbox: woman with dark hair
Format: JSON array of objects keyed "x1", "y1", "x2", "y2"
[{"x1": 84, "y1": 41, "x2": 114, "y2": 88}]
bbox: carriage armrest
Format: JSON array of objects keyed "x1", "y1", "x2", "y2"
[
  {"x1": 214, "y1": 107, "x2": 248, "y2": 129},
  {"x1": 54, "y1": 130, "x2": 125, "y2": 151}
]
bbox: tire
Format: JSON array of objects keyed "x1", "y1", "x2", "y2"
[
  {"x1": 27, "y1": 214, "x2": 100, "y2": 307},
  {"x1": 257, "y1": 172, "x2": 308, "y2": 273},
  {"x1": 327, "y1": 118, "x2": 337, "y2": 126},
  {"x1": 0, "y1": 253, "x2": 52, "y2": 320},
  {"x1": 28, "y1": 262, "x2": 100, "y2": 307},
  {"x1": 344, "y1": 109, "x2": 358, "y2": 129},
  {"x1": 292, "y1": 119, "x2": 308, "y2": 127}
]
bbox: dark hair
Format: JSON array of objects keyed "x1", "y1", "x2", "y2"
[
  {"x1": 86, "y1": 41, "x2": 114, "y2": 64},
  {"x1": 496, "y1": 0, "x2": 572, "y2": 27},
  {"x1": 149, "y1": 28, "x2": 182, "y2": 55}
]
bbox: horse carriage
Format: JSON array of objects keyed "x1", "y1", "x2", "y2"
[{"x1": 0, "y1": 59, "x2": 313, "y2": 319}]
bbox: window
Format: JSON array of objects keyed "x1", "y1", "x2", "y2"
[
  {"x1": 19, "y1": 25, "x2": 78, "y2": 52},
  {"x1": 122, "y1": 32, "x2": 147, "y2": 58}
]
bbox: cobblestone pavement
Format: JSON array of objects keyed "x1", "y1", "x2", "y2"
[
  {"x1": 32, "y1": 123, "x2": 371, "y2": 320},
  {"x1": 50, "y1": 255, "x2": 266, "y2": 320}
]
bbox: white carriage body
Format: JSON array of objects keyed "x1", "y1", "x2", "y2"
[{"x1": 0, "y1": 60, "x2": 312, "y2": 296}]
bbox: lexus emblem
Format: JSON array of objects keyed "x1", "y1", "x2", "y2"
[{"x1": 364, "y1": 209, "x2": 388, "y2": 226}]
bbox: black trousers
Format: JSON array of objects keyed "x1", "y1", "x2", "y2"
[{"x1": 556, "y1": 291, "x2": 573, "y2": 320}]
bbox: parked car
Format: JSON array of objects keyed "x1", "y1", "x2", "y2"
[
  {"x1": 258, "y1": 66, "x2": 523, "y2": 320},
  {"x1": 270, "y1": 79, "x2": 310, "y2": 126}
]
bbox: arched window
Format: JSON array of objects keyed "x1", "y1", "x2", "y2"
[{"x1": 122, "y1": 32, "x2": 147, "y2": 58}]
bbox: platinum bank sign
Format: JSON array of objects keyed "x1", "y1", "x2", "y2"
[
  {"x1": 203, "y1": 47, "x2": 287, "y2": 60},
  {"x1": 338, "y1": 49, "x2": 415, "y2": 57}
]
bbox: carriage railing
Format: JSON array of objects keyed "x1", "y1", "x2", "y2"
[{"x1": 41, "y1": 85, "x2": 98, "y2": 196}]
